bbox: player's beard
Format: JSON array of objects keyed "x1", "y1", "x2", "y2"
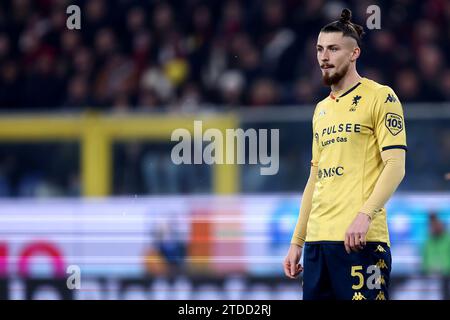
[{"x1": 322, "y1": 62, "x2": 350, "y2": 86}]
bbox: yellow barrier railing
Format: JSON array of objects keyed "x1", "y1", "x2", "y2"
[{"x1": 0, "y1": 113, "x2": 239, "y2": 196}]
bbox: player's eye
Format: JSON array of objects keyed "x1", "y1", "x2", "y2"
[
  {"x1": 330, "y1": 47, "x2": 338, "y2": 52},
  {"x1": 317, "y1": 47, "x2": 323, "y2": 52}
]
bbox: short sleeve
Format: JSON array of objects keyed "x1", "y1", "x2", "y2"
[{"x1": 372, "y1": 86, "x2": 407, "y2": 152}]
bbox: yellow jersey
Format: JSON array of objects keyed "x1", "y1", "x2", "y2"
[{"x1": 306, "y1": 77, "x2": 407, "y2": 245}]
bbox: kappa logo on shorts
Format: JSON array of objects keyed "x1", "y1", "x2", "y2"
[
  {"x1": 375, "y1": 245, "x2": 386, "y2": 253},
  {"x1": 376, "y1": 259, "x2": 388, "y2": 269},
  {"x1": 375, "y1": 275, "x2": 386, "y2": 285},
  {"x1": 352, "y1": 292, "x2": 367, "y2": 300},
  {"x1": 375, "y1": 291, "x2": 386, "y2": 300},
  {"x1": 385, "y1": 112, "x2": 404, "y2": 136}
]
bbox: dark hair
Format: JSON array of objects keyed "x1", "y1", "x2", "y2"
[{"x1": 320, "y1": 8, "x2": 365, "y2": 47}]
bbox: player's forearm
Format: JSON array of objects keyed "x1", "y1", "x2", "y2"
[
  {"x1": 360, "y1": 149, "x2": 406, "y2": 218},
  {"x1": 291, "y1": 166, "x2": 318, "y2": 247}
]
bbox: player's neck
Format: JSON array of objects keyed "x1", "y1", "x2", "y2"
[{"x1": 330, "y1": 70, "x2": 362, "y2": 95}]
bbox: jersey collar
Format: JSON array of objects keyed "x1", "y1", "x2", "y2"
[{"x1": 329, "y1": 78, "x2": 364, "y2": 100}]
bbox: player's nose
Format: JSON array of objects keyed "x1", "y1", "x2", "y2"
[{"x1": 320, "y1": 54, "x2": 329, "y2": 63}]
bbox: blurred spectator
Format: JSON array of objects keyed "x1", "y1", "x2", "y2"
[
  {"x1": 112, "y1": 93, "x2": 132, "y2": 114},
  {"x1": 416, "y1": 44, "x2": 445, "y2": 101},
  {"x1": 83, "y1": 0, "x2": 108, "y2": 44},
  {"x1": 139, "y1": 66, "x2": 173, "y2": 107},
  {"x1": 94, "y1": 27, "x2": 117, "y2": 59},
  {"x1": 137, "y1": 88, "x2": 160, "y2": 111},
  {"x1": 217, "y1": 69, "x2": 245, "y2": 107},
  {"x1": 145, "y1": 211, "x2": 188, "y2": 276},
  {"x1": 395, "y1": 69, "x2": 421, "y2": 102},
  {"x1": 439, "y1": 69, "x2": 450, "y2": 101},
  {"x1": 220, "y1": 0, "x2": 245, "y2": 40},
  {"x1": 176, "y1": 82, "x2": 203, "y2": 112},
  {"x1": 126, "y1": 6, "x2": 147, "y2": 34},
  {"x1": 249, "y1": 78, "x2": 280, "y2": 106},
  {"x1": 291, "y1": 77, "x2": 315, "y2": 104},
  {"x1": 63, "y1": 75, "x2": 92, "y2": 109},
  {"x1": 93, "y1": 52, "x2": 135, "y2": 108},
  {"x1": 0, "y1": 62, "x2": 21, "y2": 108},
  {"x1": 422, "y1": 213, "x2": 450, "y2": 276},
  {"x1": 370, "y1": 31, "x2": 397, "y2": 72},
  {"x1": 0, "y1": 33, "x2": 11, "y2": 60},
  {"x1": 22, "y1": 51, "x2": 65, "y2": 109}
]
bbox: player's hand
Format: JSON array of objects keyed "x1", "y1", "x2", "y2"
[
  {"x1": 344, "y1": 212, "x2": 371, "y2": 254},
  {"x1": 283, "y1": 244, "x2": 303, "y2": 279}
]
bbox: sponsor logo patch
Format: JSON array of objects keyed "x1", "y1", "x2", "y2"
[
  {"x1": 318, "y1": 166, "x2": 344, "y2": 179},
  {"x1": 385, "y1": 113, "x2": 403, "y2": 136}
]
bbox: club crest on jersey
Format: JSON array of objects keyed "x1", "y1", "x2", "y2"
[{"x1": 349, "y1": 95, "x2": 361, "y2": 111}]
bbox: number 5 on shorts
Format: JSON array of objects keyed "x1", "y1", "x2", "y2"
[{"x1": 351, "y1": 265, "x2": 364, "y2": 290}]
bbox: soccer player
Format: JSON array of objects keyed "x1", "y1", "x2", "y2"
[{"x1": 283, "y1": 8, "x2": 406, "y2": 300}]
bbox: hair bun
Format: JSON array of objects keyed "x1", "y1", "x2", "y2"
[{"x1": 339, "y1": 8, "x2": 352, "y2": 23}]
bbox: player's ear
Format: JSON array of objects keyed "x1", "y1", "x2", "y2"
[{"x1": 350, "y1": 46, "x2": 360, "y2": 62}]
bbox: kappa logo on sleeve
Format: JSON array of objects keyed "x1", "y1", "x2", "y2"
[
  {"x1": 385, "y1": 112, "x2": 404, "y2": 136},
  {"x1": 384, "y1": 93, "x2": 397, "y2": 103}
]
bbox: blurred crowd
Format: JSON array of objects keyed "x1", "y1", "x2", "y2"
[
  {"x1": 0, "y1": 0, "x2": 449, "y2": 113},
  {"x1": 0, "y1": 0, "x2": 449, "y2": 198}
]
